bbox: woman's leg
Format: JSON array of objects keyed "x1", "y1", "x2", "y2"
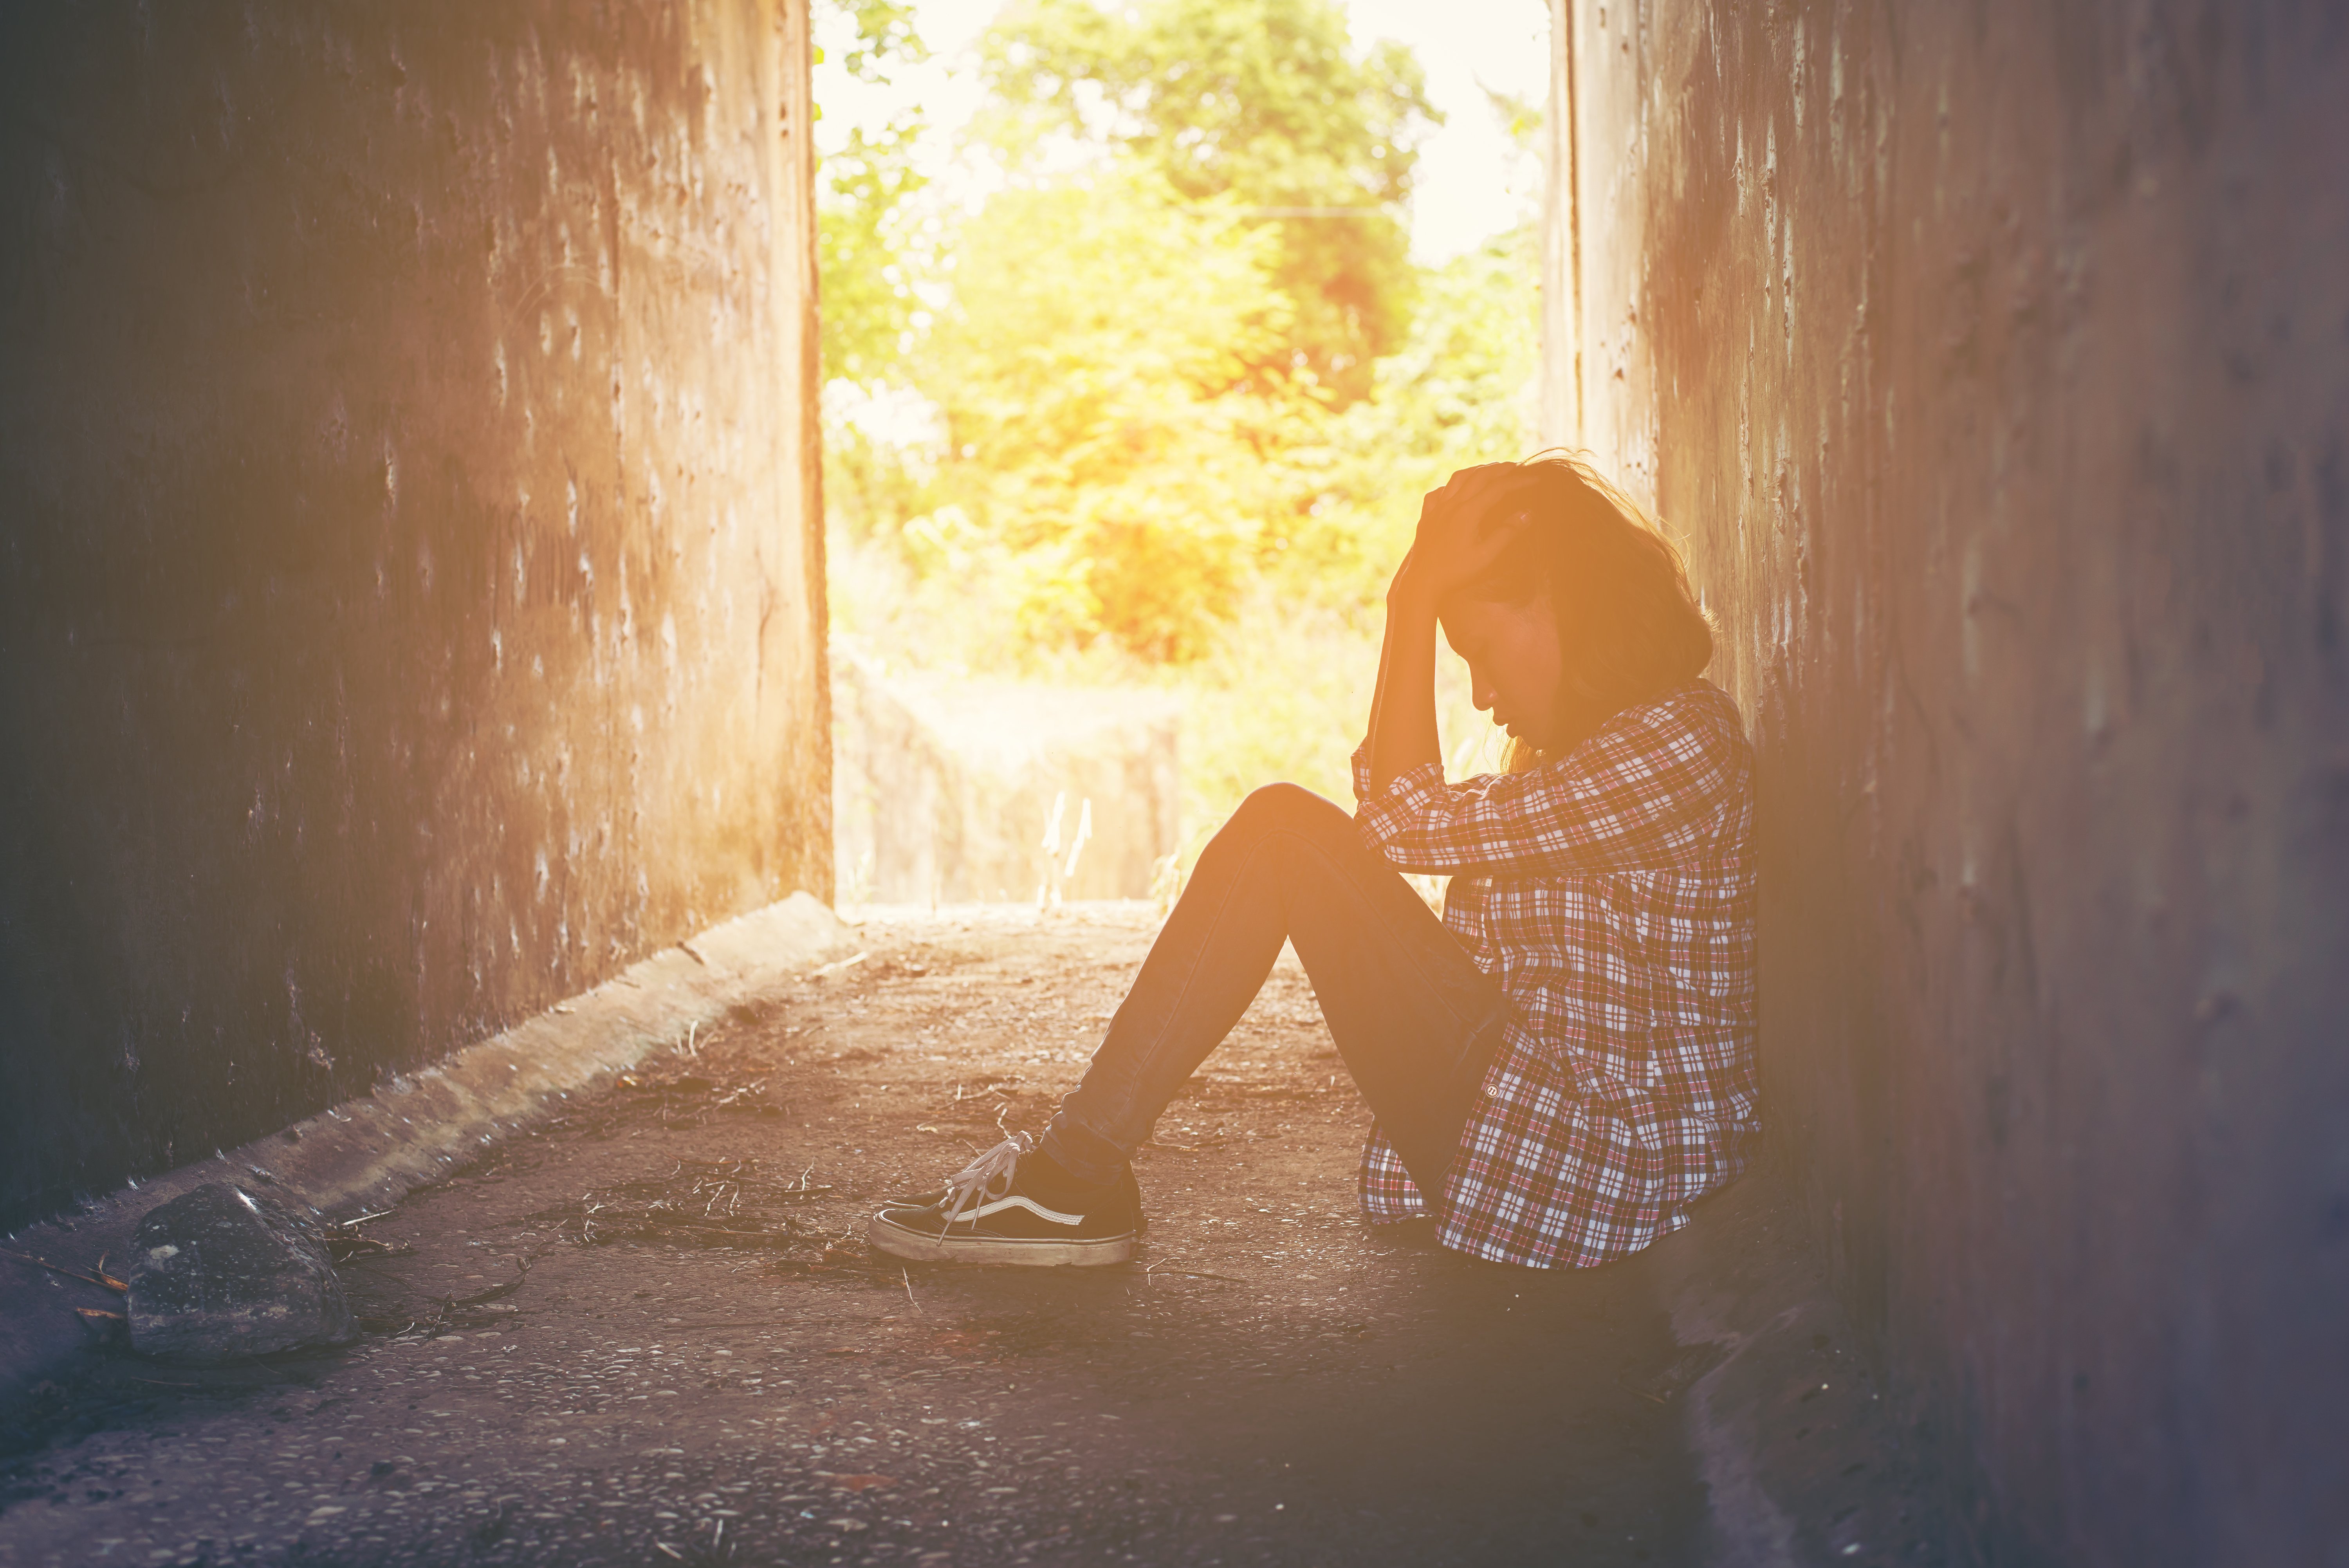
[{"x1": 1041, "y1": 782, "x2": 1508, "y2": 1198}]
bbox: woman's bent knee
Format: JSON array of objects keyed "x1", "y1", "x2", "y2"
[
  {"x1": 1221, "y1": 783, "x2": 1360, "y2": 857},
  {"x1": 1235, "y1": 781, "x2": 1348, "y2": 830}
]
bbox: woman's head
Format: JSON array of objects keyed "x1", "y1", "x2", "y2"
[{"x1": 1436, "y1": 452, "x2": 1715, "y2": 763}]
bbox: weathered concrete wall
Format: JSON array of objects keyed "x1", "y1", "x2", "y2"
[
  {"x1": 0, "y1": 2, "x2": 827, "y2": 1231},
  {"x1": 1549, "y1": 0, "x2": 2347, "y2": 1560},
  {"x1": 833, "y1": 649, "x2": 1180, "y2": 904}
]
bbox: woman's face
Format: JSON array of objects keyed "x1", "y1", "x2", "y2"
[{"x1": 1440, "y1": 592, "x2": 1566, "y2": 753}]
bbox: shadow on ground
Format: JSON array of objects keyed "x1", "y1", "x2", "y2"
[{"x1": 0, "y1": 905, "x2": 1708, "y2": 1567}]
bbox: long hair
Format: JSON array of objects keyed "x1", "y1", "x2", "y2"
[{"x1": 1448, "y1": 451, "x2": 1716, "y2": 769}]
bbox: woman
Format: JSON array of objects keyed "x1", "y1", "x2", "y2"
[{"x1": 869, "y1": 453, "x2": 1757, "y2": 1271}]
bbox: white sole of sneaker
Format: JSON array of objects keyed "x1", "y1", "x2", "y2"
[
  {"x1": 866, "y1": 1210, "x2": 1137, "y2": 1267},
  {"x1": 880, "y1": 1185, "x2": 1149, "y2": 1235}
]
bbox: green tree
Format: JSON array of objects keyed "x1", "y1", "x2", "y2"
[
  {"x1": 817, "y1": 0, "x2": 929, "y2": 387},
  {"x1": 918, "y1": 164, "x2": 1324, "y2": 661},
  {"x1": 815, "y1": 0, "x2": 936, "y2": 545},
  {"x1": 1298, "y1": 221, "x2": 1544, "y2": 590},
  {"x1": 978, "y1": 0, "x2": 1439, "y2": 404},
  {"x1": 821, "y1": 122, "x2": 926, "y2": 387}
]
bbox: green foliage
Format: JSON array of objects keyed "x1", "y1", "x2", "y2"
[
  {"x1": 817, "y1": 5, "x2": 1545, "y2": 852},
  {"x1": 916, "y1": 165, "x2": 1326, "y2": 662},
  {"x1": 826, "y1": 0, "x2": 925, "y2": 79},
  {"x1": 978, "y1": 0, "x2": 1439, "y2": 403},
  {"x1": 815, "y1": 0, "x2": 937, "y2": 560},
  {"x1": 1279, "y1": 224, "x2": 1546, "y2": 597},
  {"x1": 820, "y1": 121, "x2": 929, "y2": 386},
  {"x1": 817, "y1": 0, "x2": 930, "y2": 387}
]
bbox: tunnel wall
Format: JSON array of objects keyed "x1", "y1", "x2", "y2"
[
  {"x1": 1548, "y1": 0, "x2": 2347, "y2": 1560},
  {"x1": 0, "y1": 1, "x2": 828, "y2": 1230},
  {"x1": 832, "y1": 651, "x2": 1182, "y2": 905}
]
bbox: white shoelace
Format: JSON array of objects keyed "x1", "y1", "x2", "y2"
[{"x1": 940, "y1": 1132, "x2": 1031, "y2": 1227}]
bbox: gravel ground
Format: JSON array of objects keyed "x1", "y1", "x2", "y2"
[{"x1": 0, "y1": 903, "x2": 1709, "y2": 1567}]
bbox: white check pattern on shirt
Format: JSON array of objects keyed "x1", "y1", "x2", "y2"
[{"x1": 1349, "y1": 680, "x2": 1758, "y2": 1270}]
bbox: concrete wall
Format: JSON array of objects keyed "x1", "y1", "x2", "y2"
[
  {"x1": 0, "y1": 2, "x2": 828, "y2": 1231},
  {"x1": 833, "y1": 650, "x2": 1180, "y2": 905},
  {"x1": 1548, "y1": 1, "x2": 2347, "y2": 1560}
]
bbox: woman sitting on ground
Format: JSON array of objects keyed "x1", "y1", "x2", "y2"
[{"x1": 870, "y1": 454, "x2": 1757, "y2": 1271}]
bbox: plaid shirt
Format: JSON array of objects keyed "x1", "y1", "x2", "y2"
[{"x1": 1349, "y1": 680, "x2": 1757, "y2": 1270}]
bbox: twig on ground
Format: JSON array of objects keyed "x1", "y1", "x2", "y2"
[
  {"x1": 76, "y1": 1307, "x2": 130, "y2": 1346},
  {"x1": 0, "y1": 1247, "x2": 125, "y2": 1293},
  {"x1": 323, "y1": 1226, "x2": 410, "y2": 1263},
  {"x1": 1143, "y1": 1263, "x2": 1245, "y2": 1284}
]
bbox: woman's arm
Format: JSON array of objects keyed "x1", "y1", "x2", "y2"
[
  {"x1": 1367, "y1": 574, "x2": 1443, "y2": 796},
  {"x1": 1362, "y1": 465, "x2": 1538, "y2": 797},
  {"x1": 1358, "y1": 688, "x2": 1745, "y2": 877}
]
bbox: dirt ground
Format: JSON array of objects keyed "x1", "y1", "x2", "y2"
[{"x1": 0, "y1": 904, "x2": 1715, "y2": 1568}]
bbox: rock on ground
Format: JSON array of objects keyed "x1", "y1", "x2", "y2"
[{"x1": 125, "y1": 1184, "x2": 354, "y2": 1363}]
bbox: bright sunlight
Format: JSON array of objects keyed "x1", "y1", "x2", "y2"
[{"x1": 816, "y1": 0, "x2": 1550, "y2": 901}]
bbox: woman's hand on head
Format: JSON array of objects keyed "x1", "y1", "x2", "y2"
[{"x1": 1393, "y1": 464, "x2": 1539, "y2": 603}]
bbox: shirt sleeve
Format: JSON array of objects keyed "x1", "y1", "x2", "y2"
[
  {"x1": 1349, "y1": 737, "x2": 1379, "y2": 808},
  {"x1": 1351, "y1": 691, "x2": 1738, "y2": 877}
]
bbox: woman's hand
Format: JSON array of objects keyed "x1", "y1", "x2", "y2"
[
  {"x1": 1367, "y1": 464, "x2": 1537, "y2": 793},
  {"x1": 1391, "y1": 463, "x2": 1541, "y2": 603}
]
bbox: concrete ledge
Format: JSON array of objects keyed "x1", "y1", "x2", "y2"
[
  {"x1": 1642, "y1": 1169, "x2": 1963, "y2": 1568},
  {"x1": 0, "y1": 892, "x2": 851, "y2": 1451}
]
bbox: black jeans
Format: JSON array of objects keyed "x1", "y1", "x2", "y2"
[{"x1": 1040, "y1": 783, "x2": 1508, "y2": 1199}]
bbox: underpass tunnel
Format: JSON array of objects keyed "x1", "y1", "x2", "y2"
[{"x1": 0, "y1": 4, "x2": 2342, "y2": 1564}]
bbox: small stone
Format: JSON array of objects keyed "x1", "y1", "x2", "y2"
[{"x1": 126, "y1": 1184, "x2": 355, "y2": 1362}]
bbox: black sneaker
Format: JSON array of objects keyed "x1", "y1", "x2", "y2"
[
  {"x1": 868, "y1": 1135, "x2": 1139, "y2": 1267},
  {"x1": 881, "y1": 1161, "x2": 1146, "y2": 1234}
]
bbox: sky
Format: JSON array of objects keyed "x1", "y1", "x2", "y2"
[{"x1": 812, "y1": 0, "x2": 1553, "y2": 265}]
